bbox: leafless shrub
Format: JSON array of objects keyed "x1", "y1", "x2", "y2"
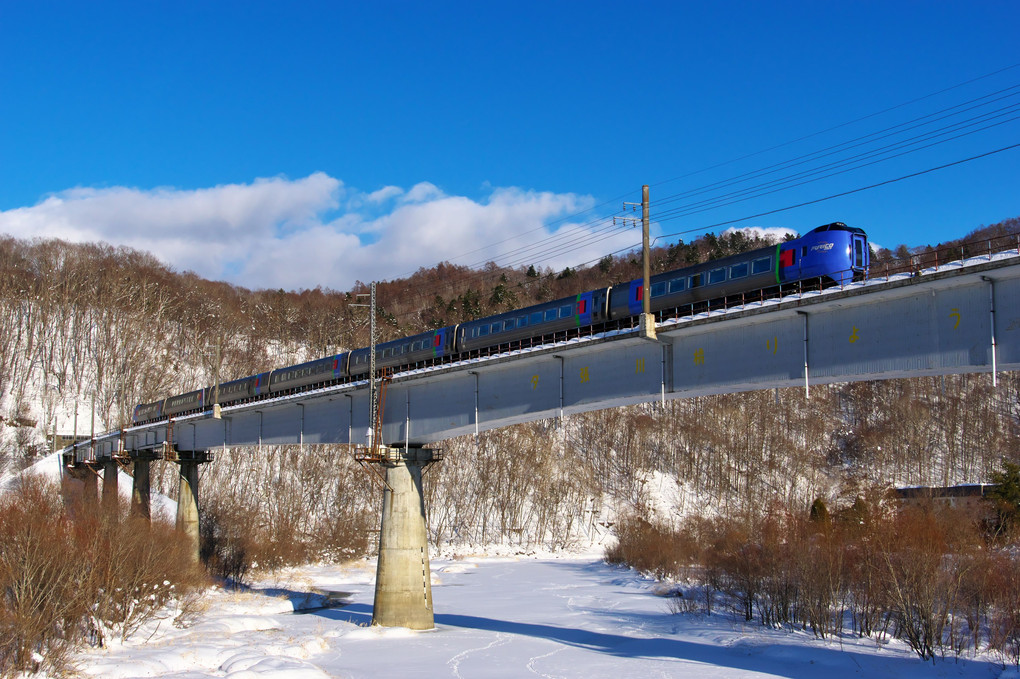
[
  {"x1": 0, "y1": 475, "x2": 206, "y2": 677},
  {"x1": 608, "y1": 491, "x2": 1020, "y2": 663},
  {"x1": 0, "y1": 476, "x2": 87, "y2": 677},
  {"x1": 605, "y1": 516, "x2": 685, "y2": 580},
  {"x1": 987, "y1": 551, "x2": 1020, "y2": 665},
  {"x1": 75, "y1": 511, "x2": 207, "y2": 645},
  {"x1": 195, "y1": 446, "x2": 374, "y2": 583},
  {"x1": 877, "y1": 503, "x2": 981, "y2": 661}
]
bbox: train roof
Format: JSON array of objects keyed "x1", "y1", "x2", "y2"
[{"x1": 806, "y1": 222, "x2": 866, "y2": 236}]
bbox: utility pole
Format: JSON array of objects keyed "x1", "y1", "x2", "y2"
[
  {"x1": 642, "y1": 184, "x2": 651, "y2": 317},
  {"x1": 621, "y1": 185, "x2": 657, "y2": 340},
  {"x1": 369, "y1": 281, "x2": 377, "y2": 449},
  {"x1": 352, "y1": 282, "x2": 379, "y2": 450},
  {"x1": 212, "y1": 335, "x2": 222, "y2": 419}
]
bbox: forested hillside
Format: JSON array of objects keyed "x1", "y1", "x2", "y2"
[{"x1": 1, "y1": 219, "x2": 1018, "y2": 562}]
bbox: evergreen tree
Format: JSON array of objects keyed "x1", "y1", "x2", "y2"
[{"x1": 986, "y1": 460, "x2": 1020, "y2": 538}]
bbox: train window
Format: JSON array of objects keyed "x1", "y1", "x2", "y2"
[
  {"x1": 801, "y1": 247, "x2": 807, "y2": 257},
  {"x1": 479, "y1": 325, "x2": 489, "y2": 337},
  {"x1": 751, "y1": 257, "x2": 771, "y2": 275},
  {"x1": 651, "y1": 282, "x2": 666, "y2": 297},
  {"x1": 559, "y1": 305, "x2": 572, "y2": 318},
  {"x1": 491, "y1": 322, "x2": 501, "y2": 334},
  {"x1": 690, "y1": 273, "x2": 702, "y2": 288},
  {"x1": 517, "y1": 315, "x2": 527, "y2": 327},
  {"x1": 545, "y1": 309, "x2": 557, "y2": 322},
  {"x1": 504, "y1": 319, "x2": 515, "y2": 331},
  {"x1": 730, "y1": 262, "x2": 749, "y2": 279},
  {"x1": 668, "y1": 278, "x2": 686, "y2": 293},
  {"x1": 530, "y1": 311, "x2": 543, "y2": 325},
  {"x1": 708, "y1": 268, "x2": 726, "y2": 285}
]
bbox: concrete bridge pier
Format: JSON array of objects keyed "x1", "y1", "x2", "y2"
[
  {"x1": 81, "y1": 463, "x2": 100, "y2": 507},
  {"x1": 129, "y1": 451, "x2": 160, "y2": 522},
  {"x1": 171, "y1": 450, "x2": 212, "y2": 563},
  {"x1": 102, "y1": 457, "x2": 119, "y2": 517},
  {"x1": 370, "y1": 444, "x2": 442, "y2": 630}
]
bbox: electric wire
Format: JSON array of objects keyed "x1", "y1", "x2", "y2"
[
  {"x1": 653, "y1": 107, "x2": 1020, "y2": 222},
  {"x1": 648, "y1": 62, "x2": 1020, "y2": 190},
  {"x1": 652, "y1": 83, "x2": 1020, "y2": 210},
  {"x1": 654, "y1": 141, "x2": 1020, "y2": 239},
  {"x1": 372, "y1": 67, "x2": 1020, "y2": 322},
  {"x1": 651, "y1": 94, "x2": 1020, "y2": 219},
  {"x1": 453, "y1": 77, "x2": 1020, "y2": 281}
]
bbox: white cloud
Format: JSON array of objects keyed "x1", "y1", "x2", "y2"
[
  {"x1": 0, "y1": 174, "x2": 636, "y2": 291},
  {"x1": 365, "y1": 186, "x2": 403, "y2": 204},
  {"x1": 401, "y1": 182, "x2": 444, "y2": 204}
]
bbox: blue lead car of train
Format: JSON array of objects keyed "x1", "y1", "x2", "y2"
[{"x1": 133, "y1": 222, "x2": 869, "y2": 424}]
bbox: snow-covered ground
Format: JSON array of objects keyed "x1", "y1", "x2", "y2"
[{"x1": 73, "y1": 553, "x2": 1009, "y2": 679}]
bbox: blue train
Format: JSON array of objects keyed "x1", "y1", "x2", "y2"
[{"x1": 132, "y1": 222, "x2": 868, "y2": 424}]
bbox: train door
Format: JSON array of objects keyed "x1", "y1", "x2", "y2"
[{"x1": 852, "y1": 233, "x2": 869, "y2": 278}]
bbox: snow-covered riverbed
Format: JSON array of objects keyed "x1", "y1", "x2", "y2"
[{"x1": 73, "y1": 553, "x2": 1009, "y2": 679}]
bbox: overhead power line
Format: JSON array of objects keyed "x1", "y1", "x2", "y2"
[
  {"x1": 375, "y1": 66, "x2": 1020, "y2": 320},
  {"x1": 654, "y1": 141, "x2": 1020, "y2": 238},
  {"x1": 653, "y1": 106, "x2": 1020, "y2": 222}
]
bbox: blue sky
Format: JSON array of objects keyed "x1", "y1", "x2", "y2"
[{"x1": 1, "y1": 1, "x2": 1018, "y2": 291}]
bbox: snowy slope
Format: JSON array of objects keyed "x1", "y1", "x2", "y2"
[{"x1": 72, "y1": 555, "x2": 1008, "y2": 679}]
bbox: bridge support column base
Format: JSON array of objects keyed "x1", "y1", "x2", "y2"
[
  {"x1": 371, "y1": 444, "x2": 440, "y2": 630},
  {"x1": 637, "y1": 313, "x2": 658, "y2": 341},
  {"x1": 170, "y1": 450, "x2": 213, "y2": 563}
]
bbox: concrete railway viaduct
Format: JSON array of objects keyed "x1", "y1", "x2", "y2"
[{"x1": 60, "y1": 244, "x2": 1020, "y2": 630}]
